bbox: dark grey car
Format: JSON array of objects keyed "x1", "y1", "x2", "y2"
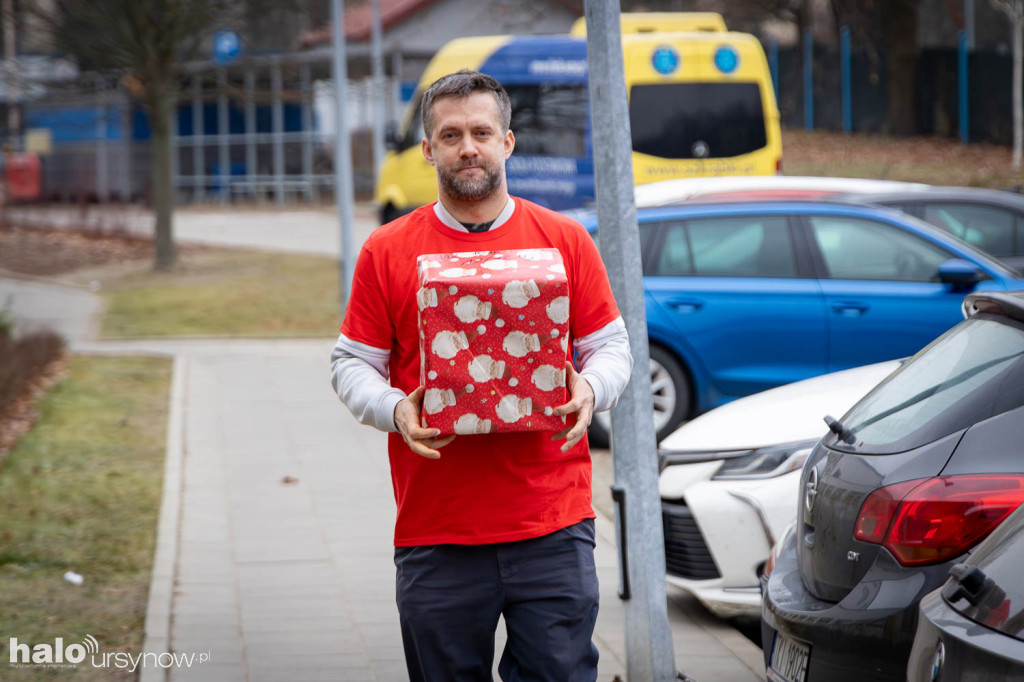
[
  {"x1": 838, "y1": 187, "x2": 1024, "y2": 271},
  {"x1": 907, "y1": 503, "x2": 1024, "y2": 681},
  {"x1": 760, "y1": 291, "x2": 1024, "y2": 682}
]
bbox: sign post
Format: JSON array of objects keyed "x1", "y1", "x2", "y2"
[{"x1": 584, "y1": 1, "x2": 680, "y2": 680}]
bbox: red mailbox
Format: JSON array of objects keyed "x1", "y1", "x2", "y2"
[{"x1": 5, "y1": 152, "x2": 42, "y2": 201}]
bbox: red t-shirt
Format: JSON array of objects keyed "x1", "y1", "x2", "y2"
[{"x1": 341, "y1": 199, "x2": 620, "y2": 546}]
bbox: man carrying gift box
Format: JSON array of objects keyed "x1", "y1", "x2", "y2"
[{"x1": 330, "y1": 70, "x2": 631, "y2": 682}]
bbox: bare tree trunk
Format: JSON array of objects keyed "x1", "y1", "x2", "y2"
[
  {"x1": 884, "y1": 1, "x2": 918, "y2": 135},
  {"x1": 148, "y1": 86, "x2": 177, "y2": 270},
  {"x1": 1014, "y1": 4, "x2": 1023, "y2": 169}
]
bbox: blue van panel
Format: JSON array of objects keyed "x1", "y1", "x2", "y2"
[{"x1": 479, "y1": 37, "x2": 589, "y2": 85}]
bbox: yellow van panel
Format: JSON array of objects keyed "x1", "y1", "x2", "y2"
[{"x1": 569, "y1": 12, "x2": 727, "y2": 36}]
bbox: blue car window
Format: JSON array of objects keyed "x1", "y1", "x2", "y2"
[
  {"x1": 686, "y1": 216, "x2": 796, "y2": 278},
  {"x1": 654, "y1": 222, "x2": 693, "y2": 276},
  {"x1": 921, "y1": 203, "x2": 1015, "y2": 257},
  {"x1": 809, "y1": 215, "x2": 953, "y2": 282}
]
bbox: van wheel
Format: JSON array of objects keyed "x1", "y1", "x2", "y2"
[{"x1": 587, "y1": 346, "x2": 691, "y2": 449}]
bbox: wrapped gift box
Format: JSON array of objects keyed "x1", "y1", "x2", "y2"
[{"x1": 416, "y1": 248, "x2": 571, "y2": 435}]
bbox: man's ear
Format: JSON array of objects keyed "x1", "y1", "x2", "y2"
[
  {"x1": 422, "y1": 137, "x2": 434, "y2": 166},
  {"x1": 504, "y1": 130, "x2": 515, "y2": 160}
]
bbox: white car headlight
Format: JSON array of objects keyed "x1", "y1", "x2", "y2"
[{"x1": 711, "y1": 440, "x2": 816, "y2": 480}]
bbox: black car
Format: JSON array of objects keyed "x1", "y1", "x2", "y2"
[
  {"x1": 760, "y1": 290, "x2": 1024, "y2": 682},
  {"x1": 906, "y1": 502, "x2": 1024, "y2": 681},
  {"x1": 838, "y1": 186, "x2": 1024, "y2": 271}
]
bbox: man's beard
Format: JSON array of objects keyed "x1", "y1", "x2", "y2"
[{"x1": 437, "y1": 158, "x2": 503, "y2": 201}]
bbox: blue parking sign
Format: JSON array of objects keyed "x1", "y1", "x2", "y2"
[{"x1": 214, "y1": 30, "x2": 240, "y2": 65}]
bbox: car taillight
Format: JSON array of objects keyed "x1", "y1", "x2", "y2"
[
  {"x1": 775, "y1": 157, "x2": 783, "y2": 175},
  {"x1": 854, "y1": 475, "x2": 1024, "y2": 567}
]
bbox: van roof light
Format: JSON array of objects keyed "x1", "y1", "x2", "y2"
[{"x1": 714, "y1": 46, "x2": 739, "y2": 74}]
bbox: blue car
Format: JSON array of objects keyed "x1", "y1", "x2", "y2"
[{"x1": 577, "y1": 200, "x2": 1024, "y2": 444}]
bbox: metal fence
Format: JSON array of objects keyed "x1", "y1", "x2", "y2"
[
  {"x1": 21, "y1": 52, "x2": 402, "y2": 205},
  {"x1": 767, "y1": 29, "x2": 1018, "y2": 144}
]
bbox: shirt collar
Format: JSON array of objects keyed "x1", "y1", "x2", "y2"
[{"x1": 433, "y1": 197, "x2": 515, "y2": 233}]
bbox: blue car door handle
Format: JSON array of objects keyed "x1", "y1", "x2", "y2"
[
  {"x1": 831, "y1": 302, "x2": 870, "y2": 316},
  {"x1": 665, "y1": 298, "x2": 704, "y2": 313}
]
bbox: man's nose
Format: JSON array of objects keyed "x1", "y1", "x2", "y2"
[{"x1": 458, "y1": 135, "x2": 479, "y2": 157}]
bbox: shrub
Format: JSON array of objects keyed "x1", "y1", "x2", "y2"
[{"x1": 0, "y1": 331, "x2": 66, "y2": 415}]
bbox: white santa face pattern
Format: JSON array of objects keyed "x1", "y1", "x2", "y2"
[
  {"x1": 502, "y1": 280, "x2": 542, "y2": 309},
  {"x1": 423, "y1": 388, "x2": 457, "y2": 415},
  {"x1": 531, "y1": 364, "x2": 565, "y2": 392},
  {"x1": 502, "y1": 331, "x2": 541, "y2": 358},
  {"x1": 545, "y1": 296, "x2": 570, "y2": 325},
  {"x1": 431, "y1": 330, "x2": 470, "y2": 359},
  {"x1": 416, "y1": 287, "x2": 439, "y2": 311},
  {"x1": 454, "y1": 413, "x2": 493, "y2": 434},
  {"x1": 440, "y1": 267, "x2": 477, "y2": 278},
  {"x1": 467, "y1": 354, "x2": 506, "y2": 382},
  {"x1": 482, "y1": 258, "x2": 519, "y2": 271},
  {"x1": 454, "y1": 295, "x2": 493, "y2": 323},
  {"x1": 516, "y1": 249, "x2": 555, "y2": 261},
  {"x1": 496, "y1": 395, "x2": 533, "y2": 423}
]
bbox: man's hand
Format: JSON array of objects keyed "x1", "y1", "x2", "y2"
[
  {"x1": 551, "y1": 361, "x2": 595, "y2": 453},
  {"x1": 394, "y1": 386, "x2": 456, "y2": 459}
]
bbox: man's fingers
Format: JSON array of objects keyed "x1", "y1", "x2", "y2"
[
  {"x1": 551, "y1": 398, "x2": 579, "y2": 417},
  {"x1": 407, "y1": 426, "x2": 442, "y2": 441},
  {"x1": 559, "y1": 427, "x2": 585, "y2": 452},
  {"x1": 423, "y1": 435, "x2": 457, "y2": 449},
  {"x1": 409, "y1": 441, "x2": 442, "y2": 459},
  {"x1": 551, "y1": 425, "x2": 571, "y2": 441}
]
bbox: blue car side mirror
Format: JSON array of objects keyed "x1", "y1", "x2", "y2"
[{"x1": 938, "y1": 258, "x2": 983, "y2": 291}]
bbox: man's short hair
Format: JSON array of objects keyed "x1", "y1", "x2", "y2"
[{"x1": 421, "y1": 70, "x2": 512, "y2": 139}]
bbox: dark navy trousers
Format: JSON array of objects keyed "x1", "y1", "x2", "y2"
[{"x1": 394, "y1": 518, "x2": 600, "y2": 682}]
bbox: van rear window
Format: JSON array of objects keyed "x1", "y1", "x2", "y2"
[
  {"x1": 629, "y1": 82, "x2": 767, "y2": 159},
  {"x1": 506, "y1": 84, "x2": 588, "y2": 157}
]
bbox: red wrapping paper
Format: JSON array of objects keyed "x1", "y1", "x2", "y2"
[{"x1": 416, "y1": 248, "x2": 571, "y2": 435}]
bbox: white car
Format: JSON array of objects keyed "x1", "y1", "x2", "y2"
[
  {"x1": 658, "y1": 360, "x2": 901, "y2": 619},
  {"x1": 634, "y1": 175, "x2": 929, "y2": 208}
]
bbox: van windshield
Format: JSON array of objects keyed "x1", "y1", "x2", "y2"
[
  {"x1": 506, "y1": 84, "x2": 588, "y2": 157},
  {"x1": 629, "y1": 82, "x2": 767, "y2": 159}
]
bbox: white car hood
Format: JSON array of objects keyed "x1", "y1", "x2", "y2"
[{"x1": 659, "y1": 360, "x2": 902, "y2": 452}]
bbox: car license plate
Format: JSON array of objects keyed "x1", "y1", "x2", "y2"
[{"x1": 767, "y1": 632, "x2": 810, "y2": 682}]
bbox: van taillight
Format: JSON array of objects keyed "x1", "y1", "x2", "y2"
[
  {"x1": 854, "y1": 475, "x2": 1024, "y2": 567},
  {"x1": 775, "y1": 157, "x2": 783, "y2": 174}
]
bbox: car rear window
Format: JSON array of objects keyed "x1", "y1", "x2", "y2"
[
  {"x1": 828, "y1": 314, "x2": 1024, "y2": 455},
  {"x1": 629, "y1": 82, "x2": 767, "y2": 159}
]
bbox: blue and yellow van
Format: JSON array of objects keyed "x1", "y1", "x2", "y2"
[{"x1": 376, "y1": 21, "x2": 781, "y2": 221}]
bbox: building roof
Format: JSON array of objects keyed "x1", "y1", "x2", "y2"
[
  {"x1": 301, "y1": 0, "x2": 583, "y2": 48},
  {"x1": 301, "y1": 0, "x2": 438, "y2": 47}
]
